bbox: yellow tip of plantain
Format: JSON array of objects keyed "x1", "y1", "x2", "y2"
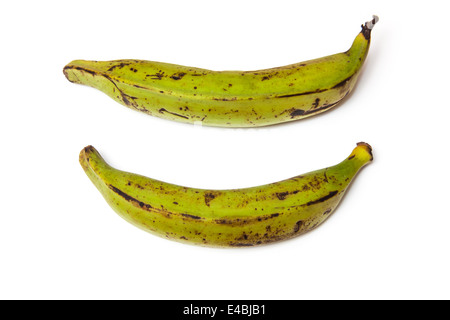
[
  {"x1": 79, "y1": 145, "x2": 105, "y2": 172},
  {"x1": 350, "y1": 142, "x2": 373, "y2": 163},
  {"x1": 79, "y1": 145, "x2": 94, "y2": 170},
  {"x1": 63, "y1": 60, "x2": 96, "y2": 83}
]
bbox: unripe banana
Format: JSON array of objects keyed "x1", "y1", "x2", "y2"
[
  {"x1": 79, "y1": 143, "x2": 373, "y2": 247},
  {"x1": 64, "y1": 16, "x2": 378, "y2": 127}
]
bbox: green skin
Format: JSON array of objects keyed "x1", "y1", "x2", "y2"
[
  {"x1": 80, "y1": 143, "x2": 373, "y2": 247},
  {"x1": 63, "y1": 19, "x2": 376, "y2": 127}
]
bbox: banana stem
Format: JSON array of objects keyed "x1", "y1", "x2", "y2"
[
  {"x1": 361, "y1": 15, "x2": 379, "y2": 40},
  {"x1": 366, "y1": 15, "x2": 379, "y2": 30}
]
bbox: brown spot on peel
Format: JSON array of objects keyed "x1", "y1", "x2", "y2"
[
  {"x1": 312, "y1": 98, "x2": 320, "y2": 109},
  {"x1": 276, "y1": 192, "x2": 289, "y2": 200},
  {"x1": 204, "y1": 192, "x2": 219, "y2": 207},
  {"x1": 290, "y1": 109, "x2": 306, "y2": 118},
  {"x1": 276, "y1": 190, "x2": 300, "y2": 200},
  {"x1": 170, "y1": 72, "x2": 186, "y2": 80},
  {"x1": 293, "y1": 220, "x2": 303, "y2": 233}
]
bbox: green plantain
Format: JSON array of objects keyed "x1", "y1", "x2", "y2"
[
  {"x1": 64, "y1": 16, "x2": 378, "y2": 127},
  {"x1": 79, "y1": 142, "x2": 373, "y2": 247}
]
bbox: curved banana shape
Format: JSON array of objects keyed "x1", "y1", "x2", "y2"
[
  {"x1": 64, "y1": 16, "x2": 378, "y2": 127},
  {"x1": 80, "y1": 143, "x2": 373, "y2": 247}
]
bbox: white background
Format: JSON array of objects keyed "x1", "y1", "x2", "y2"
[{"x1": 1, "y1": 0, "x2": 449, "y2": 300}]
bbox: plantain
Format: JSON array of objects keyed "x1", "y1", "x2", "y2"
[
  {"x1": 79, "y1": 143, "x2": 373, "y2": 247},
  {"x1": 63, "y1": 16, "x2": 378, "y2": 127}
]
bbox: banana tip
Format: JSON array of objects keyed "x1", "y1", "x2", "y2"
[
  {"x1": 368, "y1": 15, "x2": 379, "y2": 29},
  {"x1": 81, "y1": 144, "x2": 96, "y2": 154},
  {"x1": 79, "y1": 145, "x2": 96, "y2": 169},
  {"x1": 63, "y1": 63, "x2": 78, "y2": 83},
  {"x1": 356, "y1": 142, "x2": 373, "y2": 162},
  {"x1": 63, "y1": 60, "x2": 91, "y2": 83},
  {"x1": 62, "y1": 65, "x2": 71, "y2": 81},
  {"x1": 361, "y1": 15, "x2": 379, "y2": 40}
]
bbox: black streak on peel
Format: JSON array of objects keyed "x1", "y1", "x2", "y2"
[
  {"x1": 108, "y1": 185, "x2": 153, "y2": 210},
  {"x1": 108, "y1": 184, "x2": 204, "y2": 220},
  {"x1": 102, "y1": 76, "x2": 139, "y2": 107},
  {"x1": 331, "y1": 76, "x2": 352, "y2": 90},
  {"x1": 305, "y1": 191, "x2": 338, "y2": 206},
  {"x1": 214, "y1": 212, "x2": 280, "y2": 225},
  {"x1": 181, "y1": 213, "x2": 203, "y2": 220},
  {"x1": 66, "y1": 66, "x2": 141, "y2": 109},
  {"x1": 287, "y1": 76, "x2": 353, "y2": 119},
  {"x1": 158, "y1": 108, "x2": 189, "y2": 119},
  {"x1": 121, "y1": 93, "x2": 139, "y2": 107},
  {"x1": 277, "y1": 88, "x2": 327, "y2": 98},
  {"x1": 289, "y1": 100, "x2": 342, "y2": 119},
  {"x1": 107, "y1": 62, "x2": 132, "y2": 72}
]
